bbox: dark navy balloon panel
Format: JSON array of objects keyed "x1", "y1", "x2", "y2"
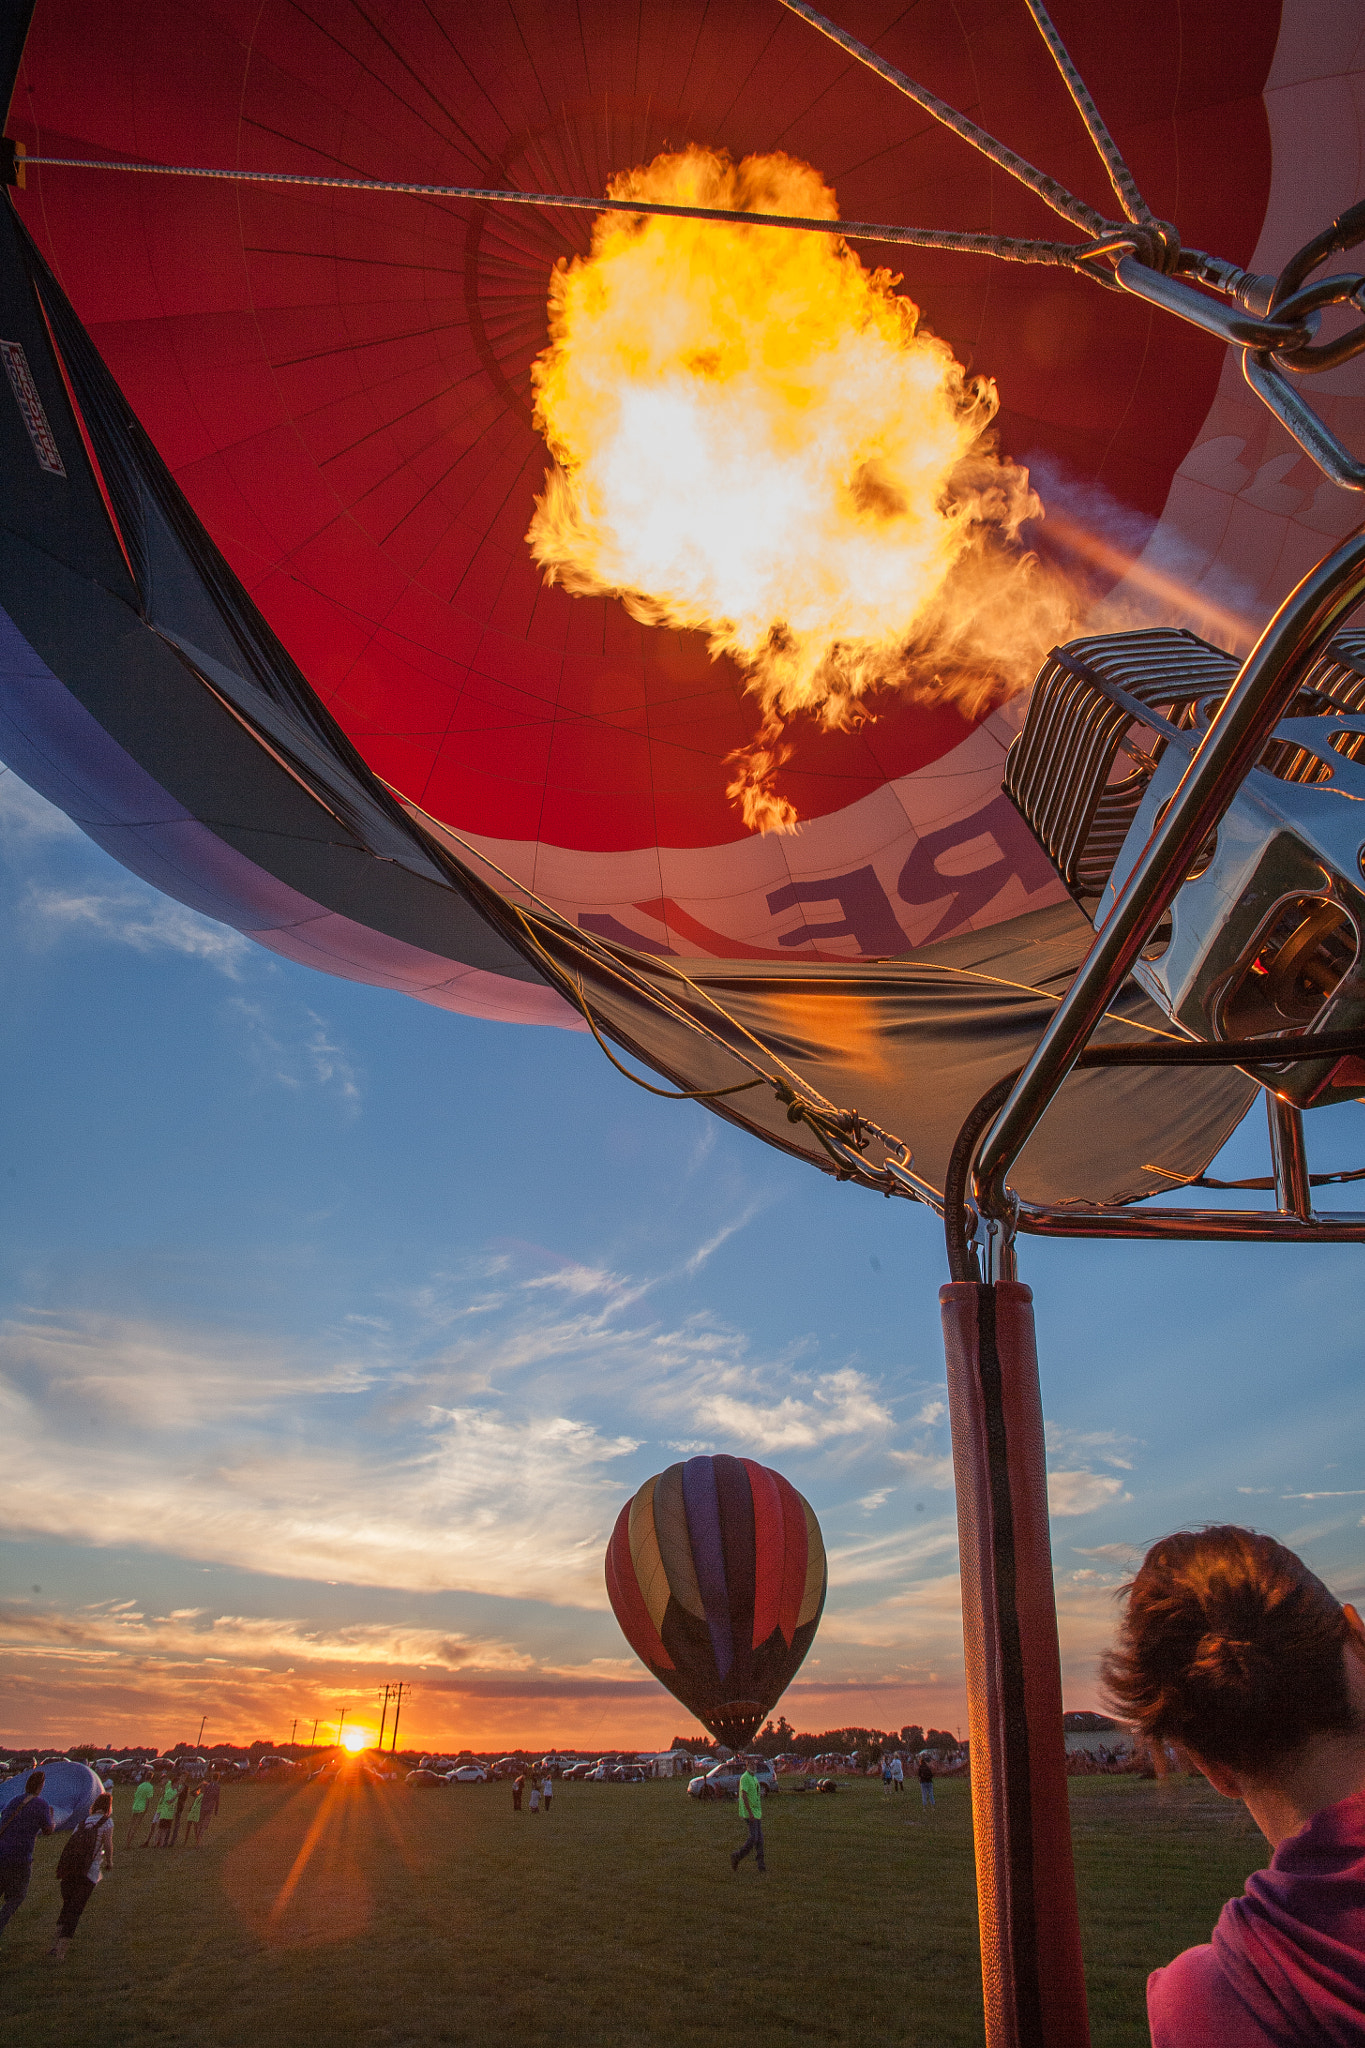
[{"x1": 606, "y1": 1454, "x2": 825, "y2": 1748}]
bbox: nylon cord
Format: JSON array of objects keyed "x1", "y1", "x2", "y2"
[
  {"x1": 1021, "y1": 0, "x2": 1155, "y2": 227},
  {"x1": 17, "y1": 155, "x2": 1107, "y2": 269},
  {"x1": 778, "y1": 0, "x2": 1110, "y2": 238}
]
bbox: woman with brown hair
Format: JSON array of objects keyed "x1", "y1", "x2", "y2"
[{"x1": 1103, "y1": 1525, "x2": 1365, "y2": 2045}]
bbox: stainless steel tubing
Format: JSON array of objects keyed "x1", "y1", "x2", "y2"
[
  {"x1": 973, "y1": 527, "x2": 1365, "y2": 1228},
  {"x1": 1015, "y1": 1203, "x2": 1365, "y2": 1244},
  {"x1": 1267, "y1": 1097, "x2": 1314, "y2": 1220}
]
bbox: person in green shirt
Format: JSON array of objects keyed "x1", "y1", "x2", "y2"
[
  {"x1": 730, "y1": 1760, "x2": 766, "y2": 1874},
  {"x1": 127, "y1": 1774, "x2": 155, "y2": 1849},
  {"x1": 150, "y1": 1778, "x2": 179, "y2": 1848}
]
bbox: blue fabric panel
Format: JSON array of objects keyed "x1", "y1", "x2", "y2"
[{"x1": 683, "y1": 1455, "x2": 733, "y2": 1681}]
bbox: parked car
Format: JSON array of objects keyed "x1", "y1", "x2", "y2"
[
  {"x1": 255, "y1": 1755, "x2": 298, "y2": 1776},
  {"x1": 687, "y1": 1760, "x2": 778, "y2": 1802},
  {"x1": 405, "y1": 1768, "x2": 446, "y2": 1787},
  {"x1": 449, "y1": 1764, "x2": 487, "y2": 1783}
]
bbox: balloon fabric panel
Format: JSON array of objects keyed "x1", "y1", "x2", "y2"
[
  {"x1": 683, "y1": 1454, "x2": 733, "y2": 1681},
  {"x1": 651, "y1": 1461, "x2": 705, "y2": 1622},
  {"x1": 713, "y1": 1454, "x2": 758, "y2": 1685},
  {"x1": 627, "y1": 1474, "x2": 672, "y2": 1637},
  {"x1": 798, "y1": 1497, "x2": 827, "y2": 1629},
  {"x1": 774, "y1": 1469, "x2": 812, "y2": 1648},
  {"x1": 606, "y1": 1500, "x2": 673, "y2": 1672},
  {"x1": 743, "y1": 1457, "x2": 786, "y2": 1651}
]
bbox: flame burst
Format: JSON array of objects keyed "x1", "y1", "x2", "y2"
[{"x1": 527, "y1": 147, "x2": 1076, "y2": 832}]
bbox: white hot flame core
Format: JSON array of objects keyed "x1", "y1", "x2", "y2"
[{"x1": 527, "y1": 146, "x2": 1078, "y2": 832}]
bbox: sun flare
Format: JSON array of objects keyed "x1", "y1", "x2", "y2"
[{"x1": 341, "y1": 1727, "x2": 369, "y2": 1753}]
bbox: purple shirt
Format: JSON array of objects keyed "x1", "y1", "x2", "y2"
[
  {"x1": 1149, "y1": 1789, "x2": 1365, "y2": 2046},
  {"x1": 0, "y1": 1797, "x2": 56, "y2": 1867}
]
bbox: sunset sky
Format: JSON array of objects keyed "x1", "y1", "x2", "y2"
[{"x1": 2, "y1": 762, "x2": 1363, "y2": 1756}]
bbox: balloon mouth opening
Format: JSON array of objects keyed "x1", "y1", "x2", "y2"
[{"x1": 705, "y1": 1700, "x2": 768, "y2": 1746}]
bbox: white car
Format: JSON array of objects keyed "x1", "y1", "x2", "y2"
[{"x1": 449, "y1": 1764, "x2": 488, "y2": 1783}]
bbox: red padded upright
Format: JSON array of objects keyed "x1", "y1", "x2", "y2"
[{"x1": 940, "y1": 1281, "x2": 1089, "y2": 2048}]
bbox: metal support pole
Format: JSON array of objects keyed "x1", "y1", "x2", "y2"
[
  {"x1": 1267, "y1": 1096, "x2": 1313, "y2": 1220},
  {"x1": 941, "y1": 1281, "x2": 1089, "y2": 2048},
  {"x1": 973, "y1": 527, "x2": 1365, "y2": 1228}
]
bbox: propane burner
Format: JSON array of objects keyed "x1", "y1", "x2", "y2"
[{"x1": 1004, "y1": 626, "x2": 1365, "y2": 1107}]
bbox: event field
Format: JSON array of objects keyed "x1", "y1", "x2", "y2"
[{"x1": 0, "y1": 1774, "x2": 1265, "y2": 2046}]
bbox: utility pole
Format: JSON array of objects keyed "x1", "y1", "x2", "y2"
[
  {"x1": 309, "y1": 1718, "x2": 319, "y2": 1750},
  {"x1": 389, "y1": 1682, "x2": 406, "y2": 1755},
  {"x1": 337, "y1": 1706, "x2": 347, "y2": 1749},
  {"x1": 290, "y1": 1718, "x2": 297, "y2": 1749},
  {"x1": 196, "y1": 1715, "x2": 206, "y2": 1749},
  {"x1": 377, "y1": 1683, "x2": 390, "y2": 1752}
]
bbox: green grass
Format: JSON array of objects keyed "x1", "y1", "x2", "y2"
[{"x1": 0, "y1": 1775, "x2": 1266, "y2": 2046}]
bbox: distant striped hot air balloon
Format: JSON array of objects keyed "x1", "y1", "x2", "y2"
[{"x1": 606, "y1": 1453, "x2": 826, "y2": 1748}]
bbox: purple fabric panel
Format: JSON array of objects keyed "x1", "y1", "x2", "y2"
[
  {"x1": 683, "y1": 1456, "x2": 732, "y2": 1681},
  {"x1": 250, "y1": 922, "x2": 579, "y2": 1027},
  {"x1": 0, "y1": 602, "x2": 192, "y2": 831},
  {"x1": 712, "y1": 1454, "x2": 756, "y2": 1688},
  {"x1": 0, "y1": 602, "x2": 579, "y2": 1027}
]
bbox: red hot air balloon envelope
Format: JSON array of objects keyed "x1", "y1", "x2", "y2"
[
  {"x1": 4, "y1": 0, "x2": 1363, "y2": 1215},
  {"x1": 606, "y1": 1455, "x2": 827, "y2": 1750}
]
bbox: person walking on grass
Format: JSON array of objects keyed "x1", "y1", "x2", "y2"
[
  {"x1": 918, "y1": 1755, "x2": 935, "y2": 1809},
  {"x1": 50, "y1": 1791, "x2": 113, "y2": 1961},
  {"x1": 127, "y1": 1771, "x2": 155, "y2": 1848},
  {"x1": 194, "y1": 1774, "x2": 220, "y2": 1845},
  {"x1": 528, "y1": 1779, "x2": 541, "y2": 1814},
  {"x1": 0, "y1": 1771, "x2": 55, "y2": 1942},
  {"x1": 512, "y1": 1774, "x2": 524, "y2": 1813},
  {"x1": 150, "y1": 1776, "x2": 178, "y2": 1847},
  {"x1": 730, "y1": 1760, "x2": 766, "y2": 1875},
  {"x1": 541, "y1": 1774, "x2": 553, "y2": 1815},
  {"x1": 890, "y1": 1754, "x2": 904, "y2": 1795},
  {"x1": 169, "y1": 1775, "x2": 193, "y2": 1847}
]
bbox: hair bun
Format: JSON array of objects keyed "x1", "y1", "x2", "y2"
[{"x1": 1192, "y1": 1630, "x2": 1266, "y2": 1689}]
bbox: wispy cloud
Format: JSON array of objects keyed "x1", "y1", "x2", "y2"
[
  {"x1": 683, "y1": 1201, "x2": 764, "y2": 1275},
  {"x1": 24, "y1": 883, "x2": 251, "y2": 974},
  {"x1": 1045, "y1": 1425, "x2": 1138, "y2": 1472},
  {"x1": 229, "y1": 999, "x2": 361, "y2": 1105},
  {"x1": 1048, "y1": 1470, "x2": 1131, "y2": 1517},
  {"x1": 0, "y1": 769, "x2": 82, "y2": 842}
]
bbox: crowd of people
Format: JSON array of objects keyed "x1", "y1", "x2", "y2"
[
  {"x1": 510, "y1": 1773, "x2": 554, "y2": 1814},
  {"x1": 0, "y1": 1763, "x2": 222, "y2": 1961}
]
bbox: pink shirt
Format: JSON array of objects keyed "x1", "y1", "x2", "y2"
[{"x1": 1148, "y1": 1790, "x2": 1365, "y2": 2046}]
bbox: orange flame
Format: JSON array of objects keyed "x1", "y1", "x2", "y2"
[{"x1": 527, "y1": 146, "x2": 1079, "y2": 832}]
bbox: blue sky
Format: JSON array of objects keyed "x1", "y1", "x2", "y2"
[{"x1": 1, "y1": 762, "x2": 1362, "y2": 1754}]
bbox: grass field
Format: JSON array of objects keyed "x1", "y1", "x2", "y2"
[{"x1": 0, "y1": 1774, "x2": 1266, "y2": 2046}]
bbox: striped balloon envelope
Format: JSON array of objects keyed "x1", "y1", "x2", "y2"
[{"x1": 606, "y1": 1454, "x2": 826, "y2": 1748}]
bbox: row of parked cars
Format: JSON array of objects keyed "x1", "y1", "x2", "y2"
[{"x1": 404, "y1": 1754, "x2": 661, "y2": 1787}]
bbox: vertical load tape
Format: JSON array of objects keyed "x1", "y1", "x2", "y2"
[{"x1": 940, "y1": 1280, "x2": 1090, "y2": 2048}]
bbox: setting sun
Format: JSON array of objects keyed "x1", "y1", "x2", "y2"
[{"x1": 340, "y1": 1727, "x2": 369, "y2": 1753}]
